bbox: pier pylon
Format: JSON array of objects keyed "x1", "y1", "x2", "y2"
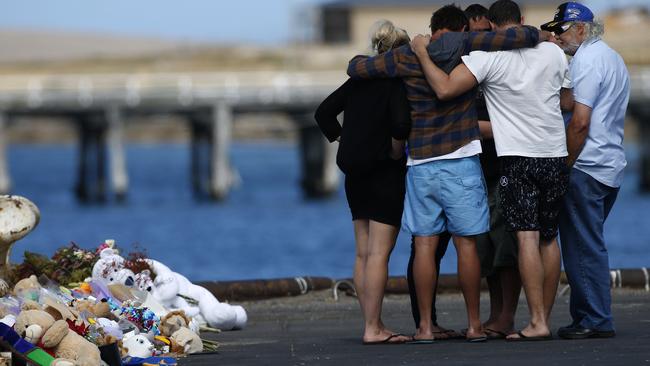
[{"x1": 292, "y1": 111, "x2": 339, "y2": 199}]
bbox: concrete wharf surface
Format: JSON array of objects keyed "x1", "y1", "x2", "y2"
[{"x1": 180, "y1": 289, "x2": 650, "y2": 365}]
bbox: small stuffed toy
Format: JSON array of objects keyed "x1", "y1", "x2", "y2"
[
  {"x1": 13, "y1": 275, "x2": 41, "y2": 301},
  {"x1": 159, "y1": 310, "x2": 203, "y2": 354},
  {"x1": 92, "y1": 248, "x2": 136, "y2": 287},
  {"x1": 143, "y1": 260, "x2": 247, "y2": 330},
  {"x1": 13, "y1": 309, "x2": 101, "y2": 366}
]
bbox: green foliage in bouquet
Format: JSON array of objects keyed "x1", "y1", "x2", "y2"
[
  {"x1": 9, "y1": 243, "x2": 98, "y2": 287},
  {"x1": 9, "y1": 251, "x2": 55, "y2": 284},
  {"x1": 50, "y1": 243, "x2": 97, "y2": 285}
]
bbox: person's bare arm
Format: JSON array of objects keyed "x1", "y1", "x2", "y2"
[
  {"x1": 478, "y1": 120, "x2": 493, "y2": 139},
  {"x1": 411, "y1": 35, "x2": 478, "y2": 100},
  {"x1": 560, "y1": 88, "x2": 574, "y2": 112},
  {"x1": 566, "y1": 102, "x2": 592, "y2": 166}
]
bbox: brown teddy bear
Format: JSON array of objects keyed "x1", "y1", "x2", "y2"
[
  {"x1": 159, "y1": 310, "x2": 203, "y2": 354},
  {"x1": 12, "y1": 275, "x2": 41, "y2": 298},
  {"x1": 13, "y1": 309, "x2": 101, "y2": 366}
]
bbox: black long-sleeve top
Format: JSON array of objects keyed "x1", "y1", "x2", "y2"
[{"x1": 314, "y1": 78, "x2": 411, "y2": 176}]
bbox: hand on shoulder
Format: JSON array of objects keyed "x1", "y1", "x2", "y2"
[{"x1": 410, "y1": 34, "x2": 431, "y2": 55}]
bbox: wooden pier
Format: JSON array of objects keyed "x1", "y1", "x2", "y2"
[
  {"x1": 0, "y1": 67, "x2": 648, "y2": 201},
  {"x1": 0, "y1": 71, "x2": 346, "y2": 201}
]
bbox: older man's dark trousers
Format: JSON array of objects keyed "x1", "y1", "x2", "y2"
[{"x1": 559, "y1": 168, "x2": 619, "y2": 331}]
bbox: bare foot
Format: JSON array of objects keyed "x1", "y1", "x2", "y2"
[
  {"x1": 465, "y1": 326, "x2": 487, "y2": 342},
  {"x1": 363, "y1": 328, "x2": 411, "y2": 344},
  {"x1": 412, "y1": 327, "x2": 434, "y2": 342}
]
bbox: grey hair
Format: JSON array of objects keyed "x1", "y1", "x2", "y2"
[{"x1": 575, "y1": 18, "x2": 605, "y2": 40}]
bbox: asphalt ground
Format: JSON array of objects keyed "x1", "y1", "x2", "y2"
[{"x1": 180, "y1": 288, "x2": 650, "y2": 366}]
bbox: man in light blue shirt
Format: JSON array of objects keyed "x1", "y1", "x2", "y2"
[{"x1": 542, "y1": 2, "x2": 630, "y2": 339}]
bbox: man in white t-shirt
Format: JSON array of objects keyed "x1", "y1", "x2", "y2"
[{"x1": 411, "y1": 0, "x2": 569, "y2": 341}]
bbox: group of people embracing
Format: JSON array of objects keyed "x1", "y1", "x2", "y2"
[{"x1": 315, "y1": 0, "x2": 629, "y2": 345}]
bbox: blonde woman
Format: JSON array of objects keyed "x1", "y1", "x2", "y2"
[{"x1": 314, "y1": 20, "x2": 411, "y2": 345}]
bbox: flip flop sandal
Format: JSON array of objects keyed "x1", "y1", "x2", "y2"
[
  {"x1": 362, "y1": 333, "x2": 409, "y2": 345},
  {"x1": 466, "y1": 335, "x2": 488, "y2": 343},
  {"x1": 506, "y1": 331, "x2": 553, "y2": 342},
  {"x1": 406, "y1": 337, "x2": 435, "y2": 344},
  {"x1": 484, "y1": 328, "x2": 509, "y2": 339}
]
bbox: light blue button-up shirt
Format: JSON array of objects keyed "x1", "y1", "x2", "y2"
[{"x1": 569, "y1": 37, "x2": 630, "y2": 188}]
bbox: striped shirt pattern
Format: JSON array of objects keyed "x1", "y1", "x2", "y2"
[{"x1": 347, "y1": 27, "x2": 540, "y2": 160}]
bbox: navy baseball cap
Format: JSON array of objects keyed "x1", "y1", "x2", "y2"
[{"x1": 541, "y1": 2, "x2": 594, "y2": 34}]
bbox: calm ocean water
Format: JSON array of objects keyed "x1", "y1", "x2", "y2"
[{"x1": 7, "y1": 142, "x2": 650, "y2": 281}]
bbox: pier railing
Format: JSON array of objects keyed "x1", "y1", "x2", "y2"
[{"x1": 0, "y1": 71, "x2": 346, "y2": 110}]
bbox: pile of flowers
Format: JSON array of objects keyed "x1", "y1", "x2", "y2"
[{"x1": 9, "y1": 242, "x2": 151, "y2": 287}]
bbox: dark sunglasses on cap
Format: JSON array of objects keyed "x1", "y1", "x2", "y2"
[{"x1": 554, "y1": 22, "x2": 574, "y2": 35}]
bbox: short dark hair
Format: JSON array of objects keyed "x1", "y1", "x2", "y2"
[
  {"x1": 488, "y1": 0, "x2": 522, "y2": 27},
  {"x1": 430, "y1": 4, "x2": 469, "y2": 32},
  {"x1": 465, "y1": 4, "x2": 488, "y2": 21}
]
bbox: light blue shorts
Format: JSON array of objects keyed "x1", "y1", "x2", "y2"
[{"x1": 402, "y1": 155, "x2": 489, "y2": 236}]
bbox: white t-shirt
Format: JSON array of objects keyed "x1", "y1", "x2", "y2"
[{"x1": 462, "y1": 42, "x2": 569, "y2": 158}]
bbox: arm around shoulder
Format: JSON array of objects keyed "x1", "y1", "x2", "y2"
[
  {"x1": 466, "y1": 25, "x2": 540, "y2": 52},
  {"x1": 347, "y1": 48, "x2": 403, "y2": 79},
  {"x1": 411, "y1": 35, "x2": 478, "y2": 99}
]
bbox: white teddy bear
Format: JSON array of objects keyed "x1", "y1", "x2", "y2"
[
  {"x1": 139, "y1": 259, "x2": 247, "y2": 330},
  {"x1": 92, "y1": 248, "x2": 136, "y2": 287}
]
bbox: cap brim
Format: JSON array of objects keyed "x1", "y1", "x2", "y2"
[{"x1": 540, "y1": 20, "x2": 566, "y2": 33}]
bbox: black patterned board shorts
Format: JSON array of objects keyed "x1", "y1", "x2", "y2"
[{"x1": 498, "y1": 156, "x2": 570, "y2": 241}]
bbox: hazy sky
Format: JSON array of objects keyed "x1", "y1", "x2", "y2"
[{"x1": 0, "y1": 0, "x2": 646, "y2": 44}]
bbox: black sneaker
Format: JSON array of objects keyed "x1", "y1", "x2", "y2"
[{"x1": 557, "y1": 325, "x2": 616, "y2": 339}]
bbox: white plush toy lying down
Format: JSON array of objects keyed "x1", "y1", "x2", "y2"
[
  {"x1": 136, "y1": 259, "x2": 247, "y2": 331},
  {"x1": 92, "y1": 248, "x2": 247, "y2": 331}
]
